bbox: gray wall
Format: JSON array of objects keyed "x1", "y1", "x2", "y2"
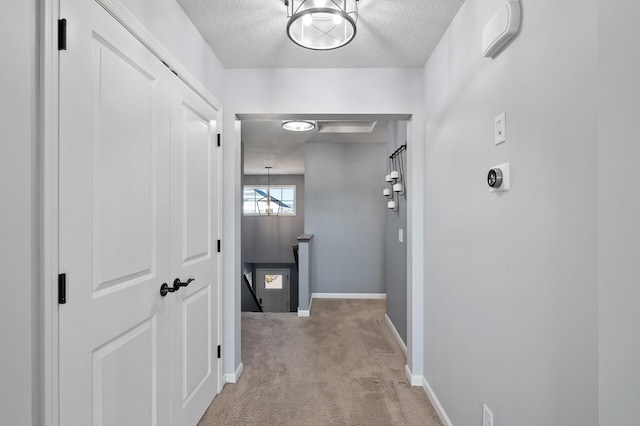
[
  {"x1": 598, "y1": 0, "x2": 640, "y2": 423},
  {"x1": 242, "y1": 174, "x2": 305, "y2": 265},
  {"x1": 422, "y1": 0, "x2": 598, "y2": 425},
  {"x1": 0, "y1": 1, "x2": 39, "y2": 424},
  {"x1": 385, "y1": 122, "x2": 408, "y2": 344},
  {"x1": 305, "y1": 142, "x2": 387, "y2": 294}
]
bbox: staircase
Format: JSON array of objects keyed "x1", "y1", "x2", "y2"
[{"x1": 242, "y1": 273, "x2": 263, "y2": 312}]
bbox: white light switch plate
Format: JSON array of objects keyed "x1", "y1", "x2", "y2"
[
  {"x1": 495, "y1": 112, "x2": 506, "y2": 145},
  {"x1": 398, "y1": 228, "x2": 404, "y2": 243}
]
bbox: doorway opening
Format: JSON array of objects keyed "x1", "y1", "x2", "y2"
[
  {"x1": 256, "y1": 268, "x2": 291, "y2": 312},
  {"x1": 230, "y1": 113, "x2": 423, "y2": 386}
]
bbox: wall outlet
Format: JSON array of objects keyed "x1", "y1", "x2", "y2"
[
  {"x1": 495, "y1": 112, "x2": 506, "y2": 145},
  {"x1": 483, "y1": 403, "x2": 494, "y2": 426},
  {"x1": 398, "y1": 228, "x2": 404, "y2": 243}
]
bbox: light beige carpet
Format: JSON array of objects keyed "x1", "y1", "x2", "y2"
[{"x1": 199, "y1": 298, "x2": 442, "y2": 426}]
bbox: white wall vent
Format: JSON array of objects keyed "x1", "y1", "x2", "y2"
[{"x1": 482, "y1": 1, "x2": 521, "y2": 58}]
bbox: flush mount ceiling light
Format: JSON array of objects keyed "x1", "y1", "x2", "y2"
[
  {"x1": 285, "y1": 0, "x2": 359, "y2": 50},
  {"x1": 282, "y1": 120, "x2": 316, "y2": 132}
]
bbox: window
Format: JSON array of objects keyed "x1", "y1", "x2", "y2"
[
  {"x1": 264, "y1": 274, "x2": 283, "y2": 290},
  {"x1": 243, "y1": 185, "x2": 296, "y2": 216}
]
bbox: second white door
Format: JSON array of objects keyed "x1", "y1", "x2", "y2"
[{"x1": 170, "y1": 77, "x2": 221, "y2": 426}]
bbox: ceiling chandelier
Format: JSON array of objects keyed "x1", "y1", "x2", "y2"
[{"x1": 285, "y1": 0, "x2": 359, "y2": 50}]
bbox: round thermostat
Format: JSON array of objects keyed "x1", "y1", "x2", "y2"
[{"x1": 487, "y1": 168, "x2": 503, "y2": 188}]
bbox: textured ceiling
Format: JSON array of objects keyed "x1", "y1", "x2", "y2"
[
  {"x1": 175, "y1": 1, "x2": 464, "y2": 173},
  {"x1": 176, "y1": 0, "x2": 465, "y2": 68},
  {"x1": 242, "y1": 119, "x2": 389, "y2": 175}
]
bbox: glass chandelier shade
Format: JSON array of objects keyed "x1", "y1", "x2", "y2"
[{"x1": 286, "y1": 0, "x2": 358, "y2": 50}]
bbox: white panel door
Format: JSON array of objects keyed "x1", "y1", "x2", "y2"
[
  {"x1": 58, "y1": 0, "x2": 172, "y2": 425},
  {"x1": 170, "y1": 77, "x2": 220, "y2": 425}
]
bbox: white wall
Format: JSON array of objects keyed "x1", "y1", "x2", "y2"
[
  {"x1": 119, "y1": 0, "x2": 225, "y2": 98},
  {"x1": 598, "y1": 0, "x2": 640, "y2": 423},
  {"x1": 422, "y1": 0, "x2": 598, "y2": 424},
  {"x1": 0, "y1": 1, "x2": 39, "y2": 424},
  {"x1": 224, "y1": 68, "x2": 425, "y2": 377},
  {"x1": 305, "y1": 142, "x2": 387, "y2": 294}
]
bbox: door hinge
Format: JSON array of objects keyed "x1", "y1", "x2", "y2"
[
  {"x1": 217, "y1": 345, "x2": 221, "y2": 359},
  {"x1": 58, "y1": 273, "x2": 67, "y2": 304},
  {"x1": 217, "y1": 134, "x2": 221, "y2": 147},
  {"x1": 58, "y1": 19, "x2": 67, "y2": 51},
  {"x1": 217, "y1": 239, "x2": 221, "y2": 253}
]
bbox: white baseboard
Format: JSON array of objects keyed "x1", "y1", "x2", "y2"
[
  {"x1": 404, "y1": 364, "x2": 423, "y2": 386},
  {"x1": 225, "y1": 362, "x2": 244, "y2": 384},
  {"x1": 312, "y1": 293, "x2": 387, "y2": 299},
  {"x1": 422, "y1": 375, "x2": 453, "y2": 426},
  {"x1": 385, "y1": 314, "x2": 407, "y2": 354},
  {"x1": 298, "y1": 296, "x2": 313, "y2": 317}
]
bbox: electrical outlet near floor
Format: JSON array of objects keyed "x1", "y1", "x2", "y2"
[{"x1": 483, "y1": 403, "x2": 494, "y2": 426}]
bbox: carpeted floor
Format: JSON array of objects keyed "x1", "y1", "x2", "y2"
[{"x1": 198, "y1": 298, "x2": 442, "y2": 426}]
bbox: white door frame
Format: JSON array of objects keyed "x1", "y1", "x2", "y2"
[
  {"x1": 223, "y1": 113, "x2": 425, "y2": 386},
  {"x1": 40, "y1": 1, "x2": 224, "y2": 425}
]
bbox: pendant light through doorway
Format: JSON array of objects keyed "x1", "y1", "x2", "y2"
[{"x1": 258, "y1": 166, "x2": 278, "y2": 216}]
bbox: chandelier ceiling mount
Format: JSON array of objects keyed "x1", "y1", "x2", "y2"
[{"x1": 285, "y1": 0, "x2": 359, "y2": 51}]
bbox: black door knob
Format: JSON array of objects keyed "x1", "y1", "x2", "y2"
[
  {"x1": 173, "y1": 278, "x2": 194, "y2": 290},
  {"x1": 160, "y1": 283, "x2": 175, "y2": 297}
]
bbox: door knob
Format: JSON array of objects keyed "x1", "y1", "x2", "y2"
[
  {"x1": 173, "y1": 278, "x2": 194, "y2": 290},
  {"x1": 159, "y1": 283, "x2": 175, "y2": 297}
]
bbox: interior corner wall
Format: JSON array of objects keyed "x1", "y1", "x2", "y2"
[
  {"x1": 305, "y1": 142, "x2": 386, "y2": 294},
  {"x1": 242, "y1": 174, "x2": 305, "y2": 264},
  {"x1": 422, "y1": 0, "x2": 598, "y2": 425},
  {"x1": 0, "y1": 0, "x2": 39, "y2": 424},
  {"x1": 118, "y1": 0, "x2": 225, "y2": 99},
  {"x1": 598, "y1": 0, "x2": 640, "y2": 423},
  {"x1": 385, "y1": 121, "x2": 408, "y2": 343}
]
